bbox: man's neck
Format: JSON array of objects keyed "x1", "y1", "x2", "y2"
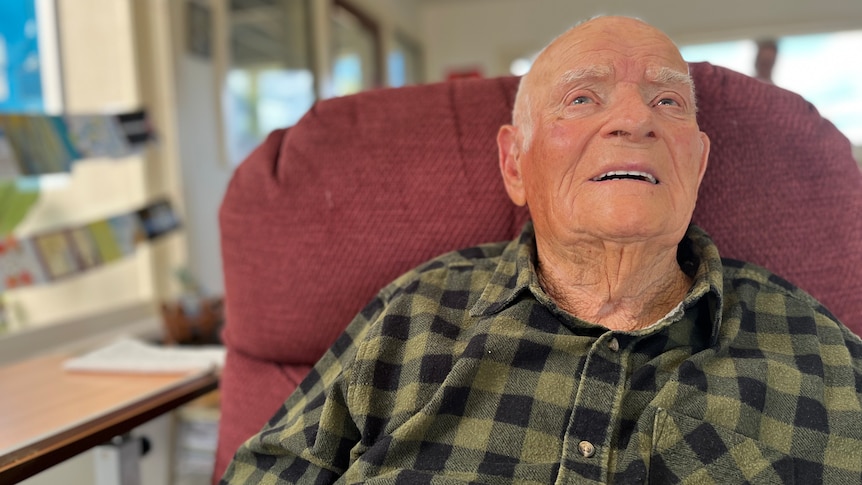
[{"x1": 535, "y1": 238, "x2": 692, "y2": 332}]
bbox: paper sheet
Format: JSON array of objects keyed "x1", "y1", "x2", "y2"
[{"x1": 63, "y1": 338, "x2": 225, "y2": 374}]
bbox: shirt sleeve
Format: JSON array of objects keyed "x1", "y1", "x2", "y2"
[{"x1": 219, "y1": 295, "x2": 385, "y2": 484}]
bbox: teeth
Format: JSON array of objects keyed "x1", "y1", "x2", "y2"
[{"x1": 592, "y1": 171, "x2": 658, "y2": 184}]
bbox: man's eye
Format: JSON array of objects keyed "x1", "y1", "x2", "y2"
[
  {"x1": 571, "y1": 96, "x2": 592, "y2": 105},
  {"x1": 656, "y1": 98, "x2": 680, "y2": 107}
]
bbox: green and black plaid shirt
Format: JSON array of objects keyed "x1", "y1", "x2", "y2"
[{"x1": 222, "y1": 223, "x2": 862, "y2": 484}]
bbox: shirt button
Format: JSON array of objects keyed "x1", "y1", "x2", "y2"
[
  {"x1": 578, "y1": 440, "x2": 596, "y2": 458},
  {"x1": 607, "y1": 337, "x2": 620, "y2": 352}
]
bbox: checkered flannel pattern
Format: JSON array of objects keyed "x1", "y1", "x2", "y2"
[{"x1": 221, "y1": 224, "x2": 862, "y2": 484}]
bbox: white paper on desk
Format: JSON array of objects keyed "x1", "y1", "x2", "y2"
[{"x1": 63, "y1": 338, "x2": 225, "y2": 374}]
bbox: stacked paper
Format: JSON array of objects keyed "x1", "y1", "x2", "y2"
[{"x1": 63, "y1": 338, "x2": 225, "y2": 374}]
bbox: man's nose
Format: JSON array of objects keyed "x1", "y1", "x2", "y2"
[{"x1": 604, "y1": 91, "x2": 656, "y2": 141}]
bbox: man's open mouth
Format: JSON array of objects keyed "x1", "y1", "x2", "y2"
[{"x1": 591, "y1": 171, "x2": 659, "y2": 184}]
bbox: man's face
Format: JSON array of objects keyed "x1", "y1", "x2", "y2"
[{"x1": 498, "y1": 17, "x2": 710, "y2": 249}]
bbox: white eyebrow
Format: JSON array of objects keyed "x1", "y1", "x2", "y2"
[
  {"x1": 556, "y1": 65, "x2": 693, "y2": 90},
  {"x1": 647, "y1": 67, "x2": 694, "y2": 91},
  {"x1": 556, "y1": 65, "x2": 613, "y2": 87}
]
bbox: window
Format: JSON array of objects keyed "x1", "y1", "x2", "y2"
[
  {"x1": 388, "y1": 33, "x2": 423, "y2": 87},
  {"x1": 0, "y1": 0, "x2": 172, "y2": 353},
  {"x1": 679, "y1": 30, "x2": 862, "y2": 145},
  {"x1": 0, "y1": 0, "x2": 61, "y2": 113},
  {"x1": 330, "y1": 0, "x2": 381, "y2": 96},
  {"x1": 223, "y1": 0, "x2": 316, "y2": 166}
]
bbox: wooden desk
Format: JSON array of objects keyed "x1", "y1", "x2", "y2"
[{"x1": 0, "y1": 353, "x2": 219, "y2": 484}]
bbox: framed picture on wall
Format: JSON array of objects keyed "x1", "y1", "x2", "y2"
[{"x1": 186, "y1": 1, "x2": 212, "y2": 58}]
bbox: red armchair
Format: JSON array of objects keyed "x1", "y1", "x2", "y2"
[{"x1": 214, "y1": 63, "x2": 862, "y2": 481}]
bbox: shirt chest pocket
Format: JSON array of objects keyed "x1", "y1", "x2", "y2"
[{"x1": 649, "y1": 408, "x2": 793, "y2": 485}]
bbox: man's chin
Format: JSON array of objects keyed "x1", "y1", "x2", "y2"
[{"x1": 584, "y1": 215, "x2": 687, "y2": 246}]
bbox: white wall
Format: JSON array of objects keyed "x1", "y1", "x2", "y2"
[
  {"x1": 418, "y1": 0, "x2": 862, "y2": 81},
  {"x1": 169, "y1": 0, "x2": 234, "y2": 297}
]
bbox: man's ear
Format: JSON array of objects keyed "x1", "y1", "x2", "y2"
[
  {"x1": 695, "y1": 131, "x2": 711, "y2": 188},
  {"x1": 497, "y1": 125, "x2": 527, "y2": 206}
]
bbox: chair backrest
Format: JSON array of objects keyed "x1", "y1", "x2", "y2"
[{"x1": 214, "y1": 62, "x2": 862, "y2": 481}]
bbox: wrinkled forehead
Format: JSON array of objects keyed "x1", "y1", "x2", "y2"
[{"x1": 531, "y1": 18, "x2": 689, "y2": 86}]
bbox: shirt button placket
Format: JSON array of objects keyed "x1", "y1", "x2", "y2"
[{"x1": 560, "y1": 333, "x2": 625, "y2": 483}]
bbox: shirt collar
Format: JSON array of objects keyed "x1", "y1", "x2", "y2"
[{"x1": 470, "y1": 222, "x2": 725, "y2": 344}]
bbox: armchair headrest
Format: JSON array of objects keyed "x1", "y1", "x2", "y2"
[{"x1": 690, "y1": 62, "x2": 862, "y2": 329}]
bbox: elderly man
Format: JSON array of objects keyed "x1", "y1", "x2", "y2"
[{"x1": 221, "y1": 16, "x2": 862, "y2": 484}]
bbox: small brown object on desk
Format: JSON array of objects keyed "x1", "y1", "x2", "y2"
[
  {"x1": 161, "y1": 297, "x2": 224, "y2": 345},
  {"x1": 0, "y1": 353, "x2": 219, "y2": 484}
]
